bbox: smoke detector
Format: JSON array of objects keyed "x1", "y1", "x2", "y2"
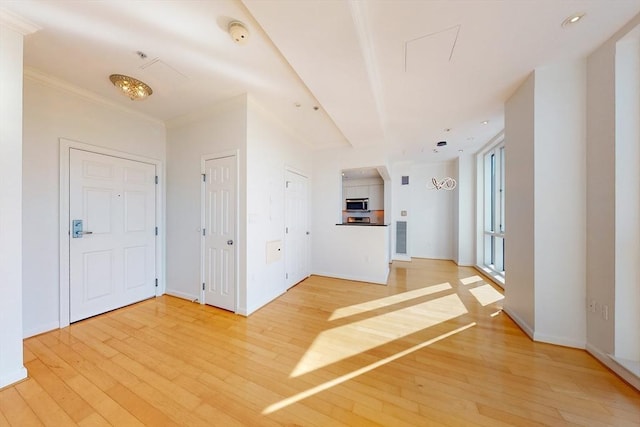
[{"x1": 228, "y1": 21, "x2": 249, "y2": 44}]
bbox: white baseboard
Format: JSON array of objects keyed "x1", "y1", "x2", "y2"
[
  {"x1": 245, "y1": 291, "x2": 286, "y2": 316},
  {"x1": 164, "y1": 289, "x2": 198, "y2": 302},
  {"x1": 454, "y1": 261, "x2": 475, "y2": 267},
  {"x1": 533, "y1": 332, "x2": 585, "y2": 349},
  {"x1": 586, "y1": 344, "x2": 640, "y2": 391},
  {"x1": 502, "y1": 306, "x2": 534, "y2": 340},
  {"x1": 23, "y1": 321, "x2": 61, "y2": 339},
  {"x1": 0, "y1": 366, "x2": 28, "y2": 389},
  {"x1": 311, "y1": 270, "x2": 389, "y2": 285}
]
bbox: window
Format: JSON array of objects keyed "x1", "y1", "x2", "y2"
[{"x1": 483, "y1": 143, "x2": 505, "y2": 276}]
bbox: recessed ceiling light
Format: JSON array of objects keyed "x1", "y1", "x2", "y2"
[
  {"x1": 444, "y1": 128, "x2": 451, "y2": 132},
  {"x1": 458, "y1": 149, "x2": 464, "y2": 153},
  {"x1": 562, "y1": 13, "x2": 585, "y2": 27},
  {"x1": 481, "y1": 120, "x2": 489, "y2": 125}
]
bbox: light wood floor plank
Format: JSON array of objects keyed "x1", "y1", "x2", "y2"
[
  {"x1": 14, "y1": 377, "x2": 77, "y2": 427},
  {"x1": 2, "y1": 259, "x2": 638, "y2": 426},
  {"x1": 21, "y1": 358, "x2": 94, "y2": 424},
  {"x1": 0, "y1": 387, "x2": 43, "y2": 427}
]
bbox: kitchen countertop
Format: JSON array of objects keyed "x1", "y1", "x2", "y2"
[{"x1": 335, "y1": 223, "x2": 389, "y2": 226}]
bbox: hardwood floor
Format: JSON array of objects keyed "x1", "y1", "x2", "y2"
[{"x1": 2, "y1": 259, "x2": 639, "y2": 426}]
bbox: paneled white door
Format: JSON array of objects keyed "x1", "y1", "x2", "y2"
[
  {"x1": 203, "y1": 156, "x2": 236, "y2": 311},
  {"x1": 69, "y1": 149, "x2": 156, "y2": 322},
  {"x1": 284, "y1": 170, "x2": 309, "y2": 289}
]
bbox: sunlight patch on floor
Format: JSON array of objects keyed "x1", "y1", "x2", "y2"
[
  {"x1": 263, "y1": 322, "x2": 476, "y2": 414},
  {"x1": 460, "y1": 275, "x2": 484, "y2": 285},
  {"x1": 468, "y1": 284, "x2": 504, "y2": 306},
  {"x1": 329, "y1": 282, "x2": 452, "y2": 321},
  {"x1": 292, "y1": 293, "x2": 468, "y2": 377}
]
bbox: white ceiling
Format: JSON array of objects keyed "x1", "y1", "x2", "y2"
[{"x1": 3, "y1": 0, "x2": 640, "y2": 162}]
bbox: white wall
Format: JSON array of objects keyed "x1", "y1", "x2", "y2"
[
  {"x1": 0, "y1": 20, "x2": 29, "y2": 388},
  {"x1": 245, "y1": 98, "x2": 312, "y2": 314},
  {"x1": 409, "y1": 161, "x2": 455, "y2": 260},
  {"x1": 454, "y1": 154, "x2": 475, "y2": 266},
  {"x1": 614, "y1": 28, "x2": 640, "y2": 364},
  {"x1": 22, "y1": 73, "x2": 166, "y2": 338},
  {"x1": 390, "y1": 161, "x2": 412, "y2": 261},
  {"x1": 533, "y1": 61, "x2": 587, "y2": 348},
  {"x1": 504, "y1": 72, "x2": 536, "y2": 336},
  {"x1": 503, "y1": 61, "x2": 588, "y2": 348},
  {"x1": 586, "y1": 16, "x2": 640, "y2": 387},
  {"x1": 165, "y1": 95, "x2": 247, "y2": 308},
  {"x1": 311, "y1": 146, "x2": 391, "y2": 282}
]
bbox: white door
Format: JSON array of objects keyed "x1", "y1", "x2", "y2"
[
  {"x1": 69, "y1": 149, "x2": 156, "y2": 322},
  {"x1": 203, "y1": 156, "x2": 236, "y2": 311},
  {"x1": 285, "y1": 170, "x2": 309, "y2": 289}
]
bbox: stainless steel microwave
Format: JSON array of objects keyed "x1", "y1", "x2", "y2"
[{"x1": 346, "y1": 198, "x2": 369, "y2": 211}]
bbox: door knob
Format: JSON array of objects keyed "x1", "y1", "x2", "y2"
[
  {"x1": 227, "y1": 240, "x2": 234, "y2": 245},
  {"x1": 72, "y1": 219, "x2": 92, "y2": 238}
]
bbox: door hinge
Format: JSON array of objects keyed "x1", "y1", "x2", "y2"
[
  {"x1": 155, "y1": 226, "x2": 158, "y2": 236},
  {"x1": 285, "y1": 227, "x2": 288, "y2": 234},
  {"x1": 202, "y1": 283, "x2": 205, "y2": 291},
  {"x1": 202, "y1": 174, "x2": 206, "y2": 182},
  {"x1": 286, "y1": 181, "x2": 290, "y2": 188},
  {"x1": 155, "y1": 176, "x2": 158, "y2": 184},
  {"x1": 155, "y1": 278, "x2": 158, "y2": 287},
  {"x1": 286, "y1": 273, "x2": 289, "y2": 279},
  {"x1": 202, "y1": 228, "x2": 206, "y2": 236}
]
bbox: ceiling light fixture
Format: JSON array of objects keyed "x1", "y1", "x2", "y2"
[
  {"x1": 562, "y1": 13, "x2": 585, "y2": 27},
  {"x1": 481, "y1": 120, "x2": 489, "y2": 125},
  {"x1": 109, "y1": 74, "x2": 153, "y2": 101}
]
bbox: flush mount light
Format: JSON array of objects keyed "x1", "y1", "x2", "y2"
[
  {"x1": 481, "y1": 120, "x2": 489, "y2": 125},
  {"x1": 109, "y1": 74, "x2": 152, "y2": 101},
  {"x1": 562, "y1": 13, "x2": 585, "y2": 27}
]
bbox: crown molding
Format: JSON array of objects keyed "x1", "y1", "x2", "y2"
[
  {"x1": 0, "y1": 8, "x2": 40, "y2": 35},
  {"x1": 24, "y1": 67, "x2": 164, "y2": 127}
]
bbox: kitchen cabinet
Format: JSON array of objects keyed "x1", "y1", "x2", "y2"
[
  {"x1": 343, "y1": 185, "x2": 369, "y2": 200},
  {"x1": 368, "y1": 184, "x2": 384, "y2": 210},
  {"x1": 343, "y1": 183, "x2": 383, "y2": 210}
]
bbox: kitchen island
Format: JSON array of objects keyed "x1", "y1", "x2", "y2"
[{"x1": 312, "y1": 223, "x2": 390, "y2": 285}]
